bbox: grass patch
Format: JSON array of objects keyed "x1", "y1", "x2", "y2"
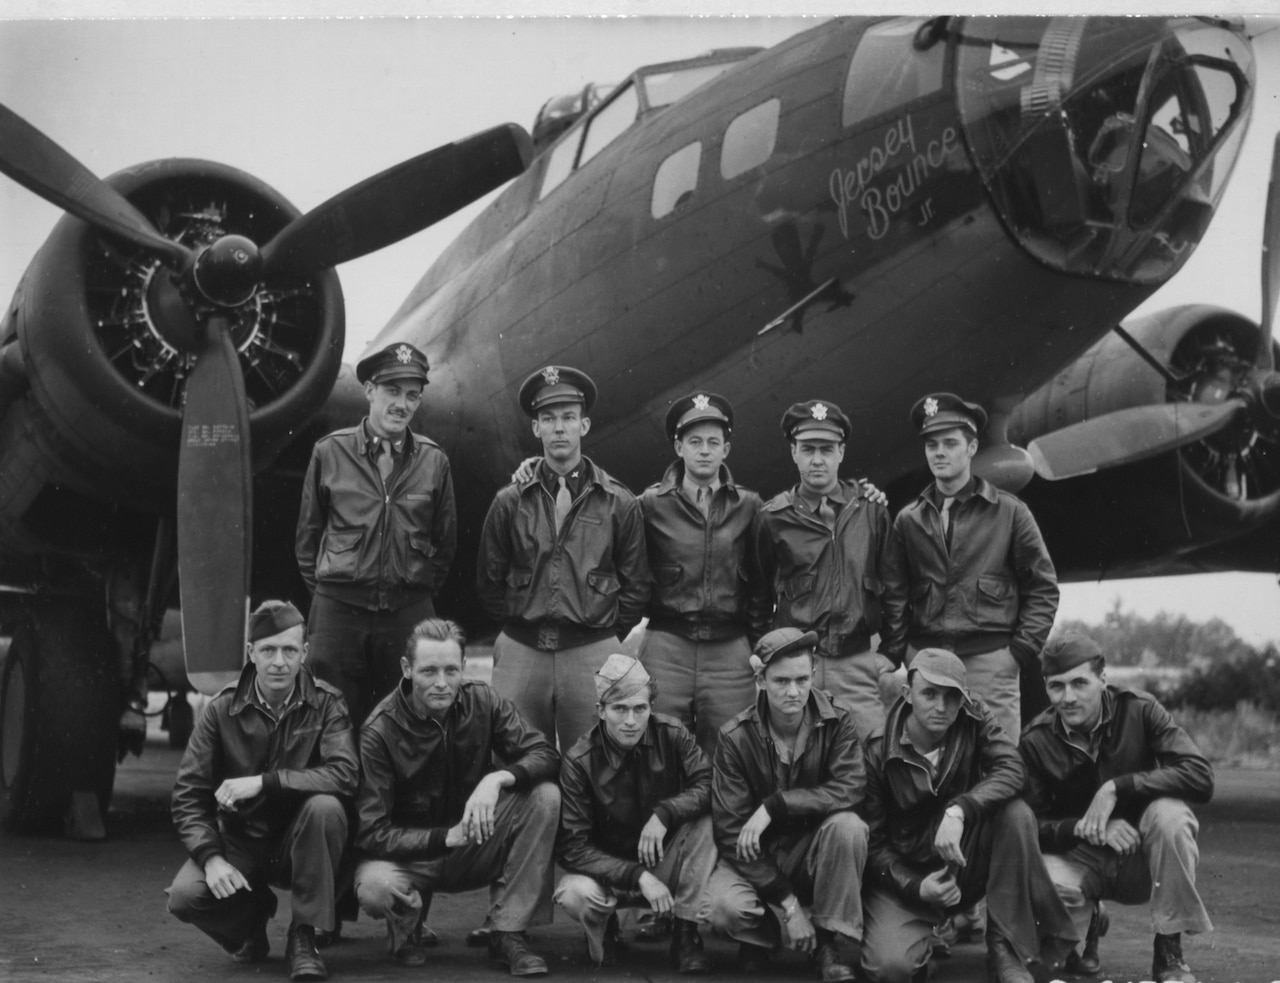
[{"x1": 1172, "y1": 703, "x2": 1280, "y2": 770}]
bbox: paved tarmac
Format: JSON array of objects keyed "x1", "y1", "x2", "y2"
[{"x1": 1, "y1": 708, "x2": 1277, "y2": 983}]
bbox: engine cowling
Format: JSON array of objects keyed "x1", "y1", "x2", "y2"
[
  {"x1": 5, "y1": 158, "x2": 343, "y2": 510},
  {"x1": 1010, "y1": 304, "x2": 1280, "y2": 575}
]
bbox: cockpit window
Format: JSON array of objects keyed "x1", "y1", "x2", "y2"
[
  {"x1": 644, "y1": 63, "x2": 737, "y2": 112},
  {"x1": 580, "y1": 83, "x2": 640, "y2": 168},
  {"x1": 843, "y1": 18, "x2": 945, "y2": 127},
  {"x1": 652, "y1": 142, "x2": 702, "y2": 219},
  {"x1": 956, "y1": 16, "x2": 1253, "y2": 284}
]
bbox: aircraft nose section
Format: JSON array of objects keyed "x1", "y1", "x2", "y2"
[{"x1": 954, "y1": 16, "x2": 1254, "y2": 286}]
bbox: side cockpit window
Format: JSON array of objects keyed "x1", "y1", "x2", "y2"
[
  {"x1": 652, "y1": 143, "x2": 703, "y2": 219},
  {"x1": 843, "y1": 18, "x2": 945, "y2": 128},
  {"x1": 721, "y1": 99, "x2": 780, "y2": 180}
]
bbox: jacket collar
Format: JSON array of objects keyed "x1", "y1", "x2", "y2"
[
  {"x1": 1049, "y1": 686, "x2": 1116, "y2": 746},
  {"x1": 356, "y1": 418, "x2": 418, "y2": 459},
  {"x1": 516, "y1": 456, "x2": 607, "y2": 496},
  {"x1": 655, "y1": 461, "x2": 739, "y2": 497},
  {"x1": 228, "y1": 662, "x2": 321, "y2": 716},
  {"x1": 766, "y1": 478, "x2": 864, "y2": 513},
  {"x1": 918, "y1": 476, "x2": 997, "y2": 510},
  {"x1": 590, "y1": 718, "x2": 655, "y2": 768},
  {"x1": 745, "y1": 685, "x2": 841, "y2": 737},
  {"x1": 880, "y1": 693, "x2": 980, "y2": 763}
]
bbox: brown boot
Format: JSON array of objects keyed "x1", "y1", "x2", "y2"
[
  {"x1": 286, "y1": 923, "x2": 329, "y2": 981},
  {"x1": 1152, "y1": 933, "x2": 1197, "y2": 983},
  {"x1": 985, "y1": 931, "x2": 1032, "y2": 983},
  {"x1": 670, "y1": 918, "x2": 711, "y2": 975}
]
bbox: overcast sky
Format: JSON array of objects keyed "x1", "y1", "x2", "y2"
[{"x1": 1, "y1": 14, "x2": 1278, "y2": 646}]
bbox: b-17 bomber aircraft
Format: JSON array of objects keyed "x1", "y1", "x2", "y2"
[{"x1": 0, "y1": 16, "x2": 1277, "y2": 838}]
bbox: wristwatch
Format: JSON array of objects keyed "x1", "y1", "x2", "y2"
[
  {"x1": 944, "y1": 804, "x2": 964, "y2": 822},
  {"x1": 782, "y1": 899, "x2": 800, "y2": 922}
]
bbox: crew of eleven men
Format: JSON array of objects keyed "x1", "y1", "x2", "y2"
[{"x1": 166, "y1": 343, "x2": 1214, "y2": 983}]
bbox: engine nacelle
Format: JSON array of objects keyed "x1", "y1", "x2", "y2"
[
  {"x1": 4, "y1": 159, "x2": 344, "y2": 510},
  {"x1": 1010, "y1": 305, "x2": 1280, "y2": 575}
]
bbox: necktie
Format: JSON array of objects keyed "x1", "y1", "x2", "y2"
[
  {"x1": 940, "y1": 497, "x2": 954, "y2": 551},
  {"x1": 554, "y1": 475, "x2": 572, "y2": 532},
  {"x1": 818, "y1": 495, "x2": 837, "y2": 531},
  {"x1": 695, "y1": 486, "x2": 710, "y2": 518},
  {"x1": 376, "y1": 440, "x2": 394, "y2": 483}
]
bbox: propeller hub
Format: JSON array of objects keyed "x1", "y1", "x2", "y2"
[{"x1": 192, "y1": 234, "x2": 262, "y2": 308}]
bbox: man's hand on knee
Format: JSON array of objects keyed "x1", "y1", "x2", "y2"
[
  {"x1": 204, "y1": 855, "x2": 250, "y2": 900},
  {"x1": 638, "y1": 871, "x2": 674, "y2": 915},
  {"x1": 460, "y1": 771, "x2": 513, "y2": 843},
  {"x1": 1102, "y1": 818, "x2": 1140, "y2": 855}
]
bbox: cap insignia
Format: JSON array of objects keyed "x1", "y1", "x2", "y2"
[
  {"x1": 395, "y1": 344, "x2": 413, "y2": 364},
  {"x1": 541, "y1": 366, "x2": 560, "y2": 386},
  {"x1": 692, "y1": 394, "x2": 710, "y2": 410},
  {"x1": 924, "y1": 397, "x2": 939, "y2": 417},
  {"x1": 811, "y1": 403, "x2": 828, "y2": 421}
]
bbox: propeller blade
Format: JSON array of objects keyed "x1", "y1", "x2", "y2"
[
  {"x1": 177, "y1": 317, "x2": 252, "y2": 695},
  {"x1": 0, "y1": 104, "x2": 191, "y2": 268},
  {"x1": 1259, "y1": 132, "x2": 1280, "y2": 371},
  {"x1": 260, "y1": 123, "x2": 533, "y2": 275},
  {"x1": 1028, "y1": 401, "x2": 1244, "y2": 481}
]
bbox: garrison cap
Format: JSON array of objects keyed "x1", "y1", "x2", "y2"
[
  {"x1": 751, "y1": 627, "x2": 819, "y2": 673},
  {"x1": 519, "y1": 365, "x2": 597, "y2": 417},
  {"x1": 911, "y1": 392, "x2": 987, "y2": 438},
  {"x1": 1041, "y1": 632, "x2": 1104, "y2": 678},
  {"x1": 356, "y1": 342, "x2": 430, "y2": 386},
  {"x1": 782, "y1": 400, "x2": 850, "y2": 443},
  {"x1": 594, "y1": 653, "x2": 652, "y2": 704},
  {"x1": 666, "y1": 391, "x2": 733, "y2": 441},
  {"x1": 909, "y1": 648, "x2": 969, "y2": 700},
  {"x1": 248, "y1": 600, "x2": 305, "y2": 644}
]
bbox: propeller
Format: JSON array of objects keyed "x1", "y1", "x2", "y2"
[
  {"x1": 1029, "y1": 133, "x2": 1280, "y2": 482},
  {"x1": 0, "y1": 102, "x2": 533, "y2": 692}
]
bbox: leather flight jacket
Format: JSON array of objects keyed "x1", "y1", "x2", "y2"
[
  {"x1": 477, "y1": 457, "x2": 650, "y2": 644},
  {"x1": 757, "y1": 479, "x2": 891, "y2": 657},
  {"x1": 356, "y1": 678, "x2": 560, "y2": 861},
  {"x1": 171, "y1": 664, "x2": 359, "y2": 869},
  {"x1": 862, "y1": 695, "x2": 1024, "y2": 903},
  {"x1": 296, "y1": 421, "x2": 457, "y2": 610},
  {"x1": 1019, "y1": 686, "x2": 1214, "y2": 853},
  {"x1": 880, "y1": 478, "x2": 1058, "y2": 664},
  {"x1": 557, "y1": 714, "x2": 711, "y2": 890},
  {"x1": 639, "y1": 462, "x2": 770, "y2": 643},
  {"x1": 711, "y1": 688, "x2": 866, "y2": 904}
]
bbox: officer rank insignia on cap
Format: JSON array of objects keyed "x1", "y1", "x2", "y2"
[
  {"x1": 781, "y1": 399, "x2": 850, "y2": 442},
  {"x1": 519, "y1": 365, "x2": 597, "y2": 417},
  {"x1": 541, "y1": 366, "x2": 560, "y2": 386},
  {"x1": 811, "y1": 403, "x2": 828, "y2": 420},
  {"x1": 665, "y1": 391, "x2": 734, "y2": 440},
  {"x1": 924, "y1": 397, "x2": 939, "y2": 417},
  {"x1": 693, "y1": 394, "x2": 710, "y2": 410},
  {"x1": 395, "y1": 345, "x2": 413, "y2": 364},
  {"x1": 910, "y1": 392, "x2": 988, "y2": 438}
]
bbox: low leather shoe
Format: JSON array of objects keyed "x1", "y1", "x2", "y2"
[
  {"x1": 394, "y1": 921, "x2": 428, "y2": 968},
  {"x1": 1152, "y1": 933, "x2": 1197, "y2": 983},
  {"x1": 813, "y1": 942, "x2": 857, "y2": 983},
  {"x1": 490, "y1": 930, "x2": 549, "y2": 977},
  {"x1": 231, "y1": 926, "x2": 269, "y2": 964},
  {"x1": 670, "y1": 918, "x2": 711, "y2": 975},
  {"x1": 985, "y1": 932, "x2": 1032, "y2": 983},
  {"x1": 286, "y1": 923, "x2": 329, "y2": 982}
]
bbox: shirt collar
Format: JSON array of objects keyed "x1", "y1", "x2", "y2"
[
  {"x1": 252, "y1": 675, "x2": 297, "y2": 717},
  {"x1": 682, "y1": 471, "x2": 721, "y2": 503},
  {"x1": 362, "y1": 418, "x2": 406, "y2": 456},
  {"x1": 798, "y1": 481, "x2": 848, "y2": 514},
  {"x1": 540, "y1": 458, "x2": 592, "y2": 496}
]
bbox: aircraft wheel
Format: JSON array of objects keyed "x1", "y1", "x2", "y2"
[{"x1": 0, "y1": 601, "x2": 119, "y2": 834}]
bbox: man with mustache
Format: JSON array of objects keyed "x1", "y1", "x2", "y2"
[
  {"x1": 859, "y1": 648, "x2": 1076, "y2": 983},
  {"x1": 554, "y1": 654, "x2": 715, "y2": 973},
  {"x1": 296, "y1": 341, "x2": 457, "y2": 727},
  {"x1": 1020, "y1": 632, "x2": 1214, "y2": 983},
  {"x1": 756, "y1": 400, "x2": 894, "y2": 739},
  {"x1": 167, "y1": 600, "x2": 359, "y2": 982}
]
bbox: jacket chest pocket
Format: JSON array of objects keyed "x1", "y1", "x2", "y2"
[
  {"x1": 972, "y1": 574, "x2": 1016, "y2": 628},
  {"x1": 318, "y1": 529, "x2": 363, "y2": 581}
]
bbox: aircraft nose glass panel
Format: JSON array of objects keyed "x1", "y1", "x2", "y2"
[{"x1": 955, "y1": 17, "x2": 1253, "y2": 285}]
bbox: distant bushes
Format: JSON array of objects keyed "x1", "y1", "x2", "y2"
[{"x1": 1166, "y1": 646, "x2": 1280, "y2": 714}]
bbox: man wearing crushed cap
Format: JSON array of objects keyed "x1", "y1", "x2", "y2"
[
  {"x1": 708, "y1": 628, "x2": 869, "y2": 983},
  {"x1": 757, "y1": 399, "x2": 894, "y2": 740},
  {"x1": 1019, "y1": 632, "x2": 1214, "y2": 983},
  {"x1": 881, "y1": 392, "x2": 1058, "y2": 746},
  {"x1": 168, "y1": 600, "x2": 359, "y2": 982},
  {"x1": 477, "y1": 364, "x2": 650, "y2": 750},
  {"x1": 859, "y1": 648, "x2": 1076, "y2": 983},
  {"x1": 636, "y1": 390, "x2": 770, "y2": 756},
  {"x1": 296, "y1": 340, "x2": 457, "y2": 726},
  {"x1": 555, "y1": 654, "x2": 716, "y2": 974}
]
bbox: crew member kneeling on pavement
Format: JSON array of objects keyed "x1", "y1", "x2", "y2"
[
  {"x1": 353, "y1": 618, "x2": 561, "y2": 975},
  {"x1": 1020, "y1": 632, "x2": 1214, "y2": 983},
  {"x1": 167, "y1": 600, "x2": 358, "y2": 982},
  {"x1": 555, "y1": 654, "x2": 716, "y2": 973},
  {"x1": 859, "y1": 649, "x2": 1076, "y2": 983},
  {"x1": 707, "y1": 628, "x2": 869, "y2": 982}
]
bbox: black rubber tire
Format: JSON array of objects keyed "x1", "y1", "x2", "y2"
[
  {"x1": 0, "y1": 601, "x2": 119, "y2": 834},
  {"x1": 166, "y1": 693, "x2": 194, "y2": 750}
]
